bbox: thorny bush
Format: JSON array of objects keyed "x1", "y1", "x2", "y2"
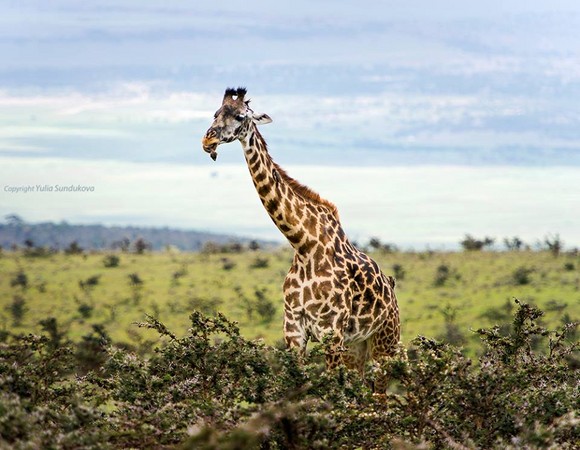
[{"x1": 0, "y1": 301, "x2": 578, "y2": 449}]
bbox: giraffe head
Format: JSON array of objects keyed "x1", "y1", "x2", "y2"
[{"x1": 202, "y1": 87, "x2": 272, "y2": 160}]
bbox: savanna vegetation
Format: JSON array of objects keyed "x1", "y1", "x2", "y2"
[{"x1": 0, "y1": 236, "x2": 578, "y2": 448}]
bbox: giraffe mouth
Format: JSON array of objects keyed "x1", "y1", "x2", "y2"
[{"x1": 201, "y1": 136, "x2": 220, "y2": 160}]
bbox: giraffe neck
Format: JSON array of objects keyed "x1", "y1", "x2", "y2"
[{"x1": 240, "y1": 126, "x2": 339, "y2": 255}]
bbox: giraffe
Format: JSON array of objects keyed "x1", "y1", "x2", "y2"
[{"x1": 202, "y1": 87, "x2": 400, "y2": 385}]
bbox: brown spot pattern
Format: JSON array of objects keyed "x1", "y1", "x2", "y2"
[{"x1": 203, "y1": 88, "x2": 401, "y2": 390}]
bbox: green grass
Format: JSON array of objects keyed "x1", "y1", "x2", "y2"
[{"x1": 1, "y1": 248, "x2": 578, "y2": 352}]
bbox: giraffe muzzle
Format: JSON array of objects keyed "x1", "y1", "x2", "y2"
[{"x1": 202, "y1": 129, "x2": 220, "y2": 160}]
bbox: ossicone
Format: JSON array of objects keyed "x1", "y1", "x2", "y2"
[{"x1": 223, "y1": 87, "x2": 247, "y2": 104}]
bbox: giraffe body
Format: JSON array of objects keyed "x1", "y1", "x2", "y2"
[{"x1": 202, "y1": 88, "x2": 400, "y2": 376}]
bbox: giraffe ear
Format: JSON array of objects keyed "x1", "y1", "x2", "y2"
[{"x1": 251, "y1": 113, "x2": 273, "y2": 125}]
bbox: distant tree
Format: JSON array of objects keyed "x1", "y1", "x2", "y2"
[
  {"x1": 368, "y1": 237, "x2": 382, "y2": 251},
  {"x1": 381, "y1": 242, "x2": 399, "y2": 253},
  {"x1": 133, "y1": 238, "x2": 151, "y2": 255},
  {"x1": 367, "y1": 237, "x2": 398, "y2": 253},
  {"x1": 22, "y1": 241, "x2": 53, "y2": 258},
  {"x1": 7, "y1": 295, "x2": 28, "y2": 326},
  {"x1": 227, "y1": 242, "x2": 244, "y2": 253},
  {"x1": 392, "y1": 263, "x2": 406, "y2": 281},
  {"x1": 112, "y1": 237, "x2": 131, "y2": 252},
  {"x1": 543, "y1": 234, "x2": 563, "y2": 257},
  {"x1": 503, "y1": 236, "x2": 525, "y2": 251},
  {"x1": 460, "y1": 234, "x2": 495, "y2": 251},
  {"x1": 64, "y1": 241, "x2": 84, "y2": 255},
  {"x1": 248, "y1": 240, "x2": 261, "y2": 251},
  {"x1": 5, "y1": 214, "x2": 24, "y2": 226},
  {"x1": 201, "y1": 241, "x2": 220, "y2": 254}
]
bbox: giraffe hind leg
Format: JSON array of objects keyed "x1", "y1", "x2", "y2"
[
  {"x1": 369, "y1": 326, "x2": 400, "y2": 394},
  {"x1": 368, "y1": 324, "x2": 400, "y2": 393}
]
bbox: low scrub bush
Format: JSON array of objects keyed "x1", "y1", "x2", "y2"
[
  {"x1": 433, "y1": 264, "x2": 460, "y2": 287},
  {"x1": 9, "y1": 270, "x2": 28, "y2": 290},
  {"x1": 6, "y1": 295, "x2": 27, "y2": 326},
  {"x1": 392, "y1": 263, "x2": 406, "y2": 281},
  {"x1": 250, "y1": 256, "x2": 270, "y2": 269},
  {"x1": 512, "y1": 266, "x2": 534, "y2": 285},
  {"x1": 0, "y1": 301, "x2": 577, "y2": 449},
  {"x1": 103, "y1": 254, "x2": 120, "y2": 268}
]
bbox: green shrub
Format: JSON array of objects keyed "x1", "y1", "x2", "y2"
[
  {"x1": 433, "y1": 264, "x2": 460, "y2": 287},
  {"x1": 254, "y1": 287, "x2": 276, "y2": 324},
  {"x1": 79, "y1": 275, "x2": 101, "y2": 291},
  {"x1": 128, "y1": 273, "x2": 144, "y2": 304},
  {"x1": 392, "y1": 263, "x2": 406, "y2": 281},
  {"x1": 564, "y1": 262, "x2": 575, "y2": 271},
  {"x1": 10, "y1": 270, "x2": 28, "y2": 290},
  {"x1": 6, "y1": 295, "x2": 27, "y2": 326},
  {"x1": 221, "y1": 257, "x2": 236, "y2": 271},
  {"x1": 0, "y1": 302, "x2": 577, "y2": 449},
  {"x1": 103, "y1": 254, "x2": 120, "y2": 268},
  {"x1": 76, "y1": 300, "x2": 94, "y2": 319},
  {"x1": 250, "y1": 256, "x2": 270, "y2": 269},
  {"x1": 383, "y1": 300, "x2": 578, "y2": 449},
  {"x1": 437, "y1": 304, "x2": 466, "y2": 346},
  {"x1": 171, "y1": 265, "x2": 188, "y2": 284},
  {"x1": 512, "y1": 266, "x2": 534, "y2": 285}
]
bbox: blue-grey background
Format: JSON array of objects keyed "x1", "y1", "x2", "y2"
[{"x1": 1, "y1": 1, "x2": 579, "y2": 248}]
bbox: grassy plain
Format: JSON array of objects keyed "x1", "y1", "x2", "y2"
[{"x1": 1, "y1": 247, "x2": 578, "y2": 353}]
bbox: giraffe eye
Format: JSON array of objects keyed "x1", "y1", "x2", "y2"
[{"x1": 235, "y1": 114, "x2": 246, "y2": 121}]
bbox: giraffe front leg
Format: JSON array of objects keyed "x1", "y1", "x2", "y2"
[
  {"x1": 324, "y1": 332, "x2": 346, "y2": 369},
  {"x1": 321, "y1": 309, "x2": 350, "y2": 369},
  {"x1": 283, "y1": 314, "x2": 307, "y2": 358}
]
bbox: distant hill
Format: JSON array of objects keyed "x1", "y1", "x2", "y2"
[{"x1": 0, "y1": 217, "x2": 275, "y2": 251}]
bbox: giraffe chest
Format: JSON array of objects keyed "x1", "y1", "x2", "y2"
[
  {"x1": 284, "y1": 261, "x2": 342, "y2": 337},
  {"x1": 283, "y1": 251, "x2": 397, "y2": 344}
]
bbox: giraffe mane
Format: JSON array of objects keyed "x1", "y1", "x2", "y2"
[{"x1": 272, "y1": 162, "x2": 340, "y2": 220}]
